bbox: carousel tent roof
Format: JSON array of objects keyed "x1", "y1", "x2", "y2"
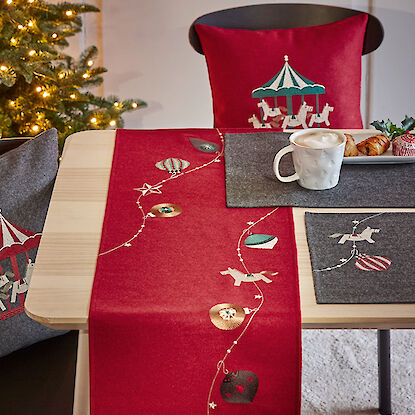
[
  {"x1": 0, "y1": 210, "x2": 41, "y2": 257},
  {"x1": 252, "y1": 55, "x2": 325, "y2": 99}
]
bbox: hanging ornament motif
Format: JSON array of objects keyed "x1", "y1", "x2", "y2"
[
  {"x1": 155, "y1": 158, "x2": 190, "y2": 174},
  {"x1": 99, "y1": 130, "x2": 226, "y2": 257},
  {"x1": 355, "y1": 254, "x2": 391, "y2": 272},
  {"x1": 189, "y1": 137, "x2": 219, "y2": 153},
  {"x1": 150, "y1": 203, "x2": 182, "y2": 218},
  {"x1": 205, "y1": 208, "x2": 280, "y2": 414},
  {"x1": 244, "y1": 233, "x2": 278, "y2": 250},
  {"x1": 220, "y1": 371, "x2": 259, "y2": 403},
  {"x1": 314, "y1": 213, "x2": 392, "y2": 273},
  {"x1": 209, "y1": 303, "x2": 245, "y2": 331}
]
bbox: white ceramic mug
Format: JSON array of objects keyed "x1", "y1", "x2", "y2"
[{"x1": 273, "y1": 129, "x2": 346, "y2": 190}]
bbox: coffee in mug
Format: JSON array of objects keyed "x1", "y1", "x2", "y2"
[
  {"x1": 273, "y1": 129, "x2": 346, "y2": 190},
  {"x1": 293, "y1": 131, "x2": 344, "y2": 149}
]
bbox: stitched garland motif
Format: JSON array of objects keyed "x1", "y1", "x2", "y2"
[
  {"x1": 314, "y1": 213, "x2": 392, "y2": 273},
  {"x1": 250, "y1": 55, "x2": 334, "y2": 129},
  {"x1": 206, "y1": 207, "x2": 279, "y2": 412},
  {"x1": 98, "y1": 131, "x2": 282, "y2": 413}
]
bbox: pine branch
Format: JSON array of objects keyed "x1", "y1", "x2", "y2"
[{"x1": 0, "y1": 0, "x2": 147, "y2": 151}]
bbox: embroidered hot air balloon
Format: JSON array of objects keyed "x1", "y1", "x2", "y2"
[
  {"x1": 155, "y1": 158, "x2": 190, "y2": 174},
  {"x1": 355, "y1": 254, "x2": 391, "y2": 272}
]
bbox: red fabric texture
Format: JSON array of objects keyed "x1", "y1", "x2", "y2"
[
  {"x1": 196, "y1": 14, "x2": 368, "y2": 129},
  {"x1": 89, "y1": 129, "x2": 301, "y2": 414}
]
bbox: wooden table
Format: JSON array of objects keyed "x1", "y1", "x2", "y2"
[{"x1": 25, "y1": 129, "x2": 415, "y2": 415}]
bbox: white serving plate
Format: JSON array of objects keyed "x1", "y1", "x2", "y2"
[{"x1": 342, "y1": 132, "x2": 415, "y2": 164}]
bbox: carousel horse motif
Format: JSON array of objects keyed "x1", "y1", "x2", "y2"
[
  {"x1": 257, "y1": 99, "x2": 282, "y2": 121},
  {"x1": 248, "y1": 114, "x2": 272, "y2": 129},
  {"x1": 336, "y1": 226, "x2": 380, "y2": 245},
  {"x1": 282, "y1": 101, "x2": 313, "y2": 129},
  {"x1": 10, "y1": 277, "x2": 30, "y2": 303},
  {"x1": 309, "y1": 103, "x2": 334, "y2": 127},
  {"x1": 220, "y1": 267, "x2": 274, "y2": 286}
]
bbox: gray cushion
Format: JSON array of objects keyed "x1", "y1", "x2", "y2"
[{"x1": 0, "y1": 129, "x2": 66, "y2": 357}]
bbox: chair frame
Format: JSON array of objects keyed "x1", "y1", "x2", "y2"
[{"x1": 189, "y1": 3, "x2": 383, "y2": 56}]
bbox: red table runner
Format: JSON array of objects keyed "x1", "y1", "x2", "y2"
[{"x1": 89, "y1": 128, "x2": 301, "y2": 414}]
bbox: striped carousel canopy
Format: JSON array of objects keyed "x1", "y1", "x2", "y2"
[
  {"x1": 0, "y1": 210, "x2": 40, "y2": 254},
  {"x1": 252, "y1": 55, "x2": 325, "y2": 99}
]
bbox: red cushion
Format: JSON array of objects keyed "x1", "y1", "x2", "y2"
[{"x1": 195, "y1": 13, "x2": 368, "y2": 129}]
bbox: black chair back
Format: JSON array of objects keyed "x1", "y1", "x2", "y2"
[{"x1": 189, "y1": 3, "x2": 383, "y2": 55}]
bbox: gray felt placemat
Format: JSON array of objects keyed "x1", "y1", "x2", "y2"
[
  {"x1": 225, "y1": 132, "x2": 415, "y2": 208},
  {"x1": 305, "y1": 212, "x2": 415, "y2": 304}
]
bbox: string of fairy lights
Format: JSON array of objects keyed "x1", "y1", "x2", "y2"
[{"x1": 0, "y1": 0, "x2": 144, "y2": 139}]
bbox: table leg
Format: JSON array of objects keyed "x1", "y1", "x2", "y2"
[
  {"x1": 378, "y1": 329, "x2": 392, "y2": 415},
  {"x1": 73, "y1": 330, "x2": 90, "y2": 415}
]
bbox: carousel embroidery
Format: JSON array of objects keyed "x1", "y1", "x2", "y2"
[
  {"x1": 313, "y1": 213, "x2": 392, "y2": 273},
  {"x1": 250, "y1": 55, "x2": 333, "y2": 129},
  {"x1": 0, "y1": 210, "x2": 40, "y2": 319}
]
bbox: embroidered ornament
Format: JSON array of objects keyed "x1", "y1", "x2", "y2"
[
  {"x1": 209, "y1": 303, "x2": 245, "y2": 330},
  {"x1": 220, "y1": 371, "x2": 259, "y2": 403},
  {"x1": 155, "y1": 158, "x2": 190, "y2": 174},
  {"x1": 355, "y1": 254, "x2": 391, "y2": 272},
  {"x1": 134, "y1": 183, "x2": 162, "y2": 196},
  {"x1": 244, "y1": 233, "x2": 278, "y2": 250},
  {"x1": 189, "y1": 137, "x2": 219, "y2": 153},
  {"x1": 150, "y1": 203, "x2": 182, "y2": 218}
]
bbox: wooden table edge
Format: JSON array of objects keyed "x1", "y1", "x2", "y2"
[{"x1": 25, "y1": 128, "x2": 415, "y2": 330}]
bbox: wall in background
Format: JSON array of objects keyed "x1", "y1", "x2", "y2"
[{"x1": 75, "y1": 0, "x2": 414, "y2": 129}]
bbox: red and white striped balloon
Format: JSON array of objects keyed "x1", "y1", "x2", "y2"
[{"x1": 355, "y1": 254, "x2": 391, "y2": 272}]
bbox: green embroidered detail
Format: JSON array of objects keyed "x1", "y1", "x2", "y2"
[{"x1": 159, "y1": 206, "x2": 173, "y2": 213}]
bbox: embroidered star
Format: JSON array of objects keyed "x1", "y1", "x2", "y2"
[
  {"x1": 235, "y1": 384, "x2": 246, "y2": 394},
  {"x1": 125, "y1": 243, "x2": 131, "y2": 247},
  {"x1": 208, "y1": 402, "x2": 217, "y2": 409},
  {"x1": 352, "y1": 220, "x2": 359, "y2": 224},
  {"x1": 214, "y1": 158, "x2": 221, "y2": 162},
  {"x1": 247, "y1": 221, "x2": 255, "y2": 225},
  {"x1": 134, "y1": 183, "x2": 162, "y2": 196},
  {"x1": 340, "y1": 258, "x2": 347, "y2": 262},
  {"x1": 254, "y1": 295, "x2": 262, "y2": 299}
]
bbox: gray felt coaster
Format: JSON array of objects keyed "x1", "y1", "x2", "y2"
[
  {"x1": 305, "y1": 212, "x2": 415, "y2": 304},
  {"x1": 225, "y1": 132, "x2": 415, "y2": 208}
]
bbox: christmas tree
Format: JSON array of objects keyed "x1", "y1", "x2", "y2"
[{"x1": 0, "y1": 0, "x2": 146, "y2": 151}]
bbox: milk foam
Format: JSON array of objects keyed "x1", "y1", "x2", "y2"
[{"x1": 294, "y1": 132, "x2": 343, "y2": 149}]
